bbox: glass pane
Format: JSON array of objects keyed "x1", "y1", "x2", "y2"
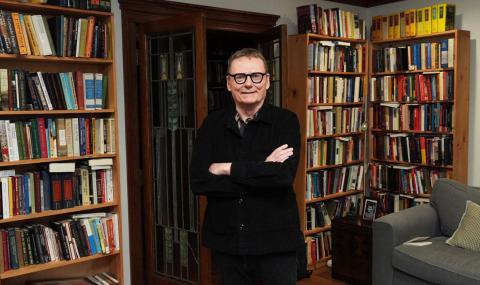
[
  {"x1": 149, "y1": 31, "x2": 200, "y2": 284},
  {"x1": 258, "y1": 38, "x2": 281, "y2": 106}
]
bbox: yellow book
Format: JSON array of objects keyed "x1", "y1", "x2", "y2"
[
  {"x1": 381, "y1": 16, "x2": 389, "y2": 40},
  {"x1": 431, "y1": 5, "x2": 438, "y2": 33},
  {"x1": 8, "y1": 176, "x2": 13, "y2": 217},
  {"x1": 23, "y1": 15, "x2": 41, "y2": 56},
  {"x1": 394, "y1": 13, "x2": 400, "y2": 39},
  {"x1": 437, "y1": 4, "x2": 447, "y2": 32},
  {"x1": 388, "y1": 14, "x2": 394, "y2": 39},
  {"x1": 423, "y1": 6, "x2": 431, "y2": 35},
  {"x1": 416, "y1": 9, "x2": 423, "y2": 36},
  {"x1": 409, "y1": 9, "x2": 416, "y2": 36}
]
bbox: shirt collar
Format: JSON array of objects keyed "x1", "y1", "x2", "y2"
[{"x1": 224, "y1": 103, "x2": 275, "y2": 129}]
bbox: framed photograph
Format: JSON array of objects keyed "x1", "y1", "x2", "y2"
[{"x1": 362, "y1": 198, "x2": 378, "y2": 221}]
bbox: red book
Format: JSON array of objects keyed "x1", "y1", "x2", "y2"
[
  {"x1": 75, "y1": 72, "x2": 85, "y2": 109},
  {"x1": 85, "y1": 118, "x2": 91, "y2": 154},
  {"x1": 1, "y1": 230, "x2": 10, "y2": 271},
  {"x1": 11, "y1": 177, "x2": 17, "y2": 216},
  {"x1": 62, "y1": 174, "x2": 74, "y2": 208},
  {"x1": 36, "y1": 118, "x2": 48, "y2": 158},
  {"x1": 34, "y1": 172, "x2": 42, "y2": 212},
  {"x1": 51, "y1": 174, "x2": 63, "y2": 210}
]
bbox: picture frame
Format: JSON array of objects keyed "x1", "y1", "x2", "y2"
[{"x1": 362, "y1": 198, "x2": 378, "y2": 221}]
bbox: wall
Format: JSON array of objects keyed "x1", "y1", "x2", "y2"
[{"x1": 111, "y1": 0, "x2": 479, "y2": 283}]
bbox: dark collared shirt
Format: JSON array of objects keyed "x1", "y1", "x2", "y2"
[{"x1": 190, "y1": 103, "x2": 303, "y2": 255}]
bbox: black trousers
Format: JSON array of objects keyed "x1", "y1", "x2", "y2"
[{"x1": 214, "y1": 251, "x2": 297, "y2": 285}]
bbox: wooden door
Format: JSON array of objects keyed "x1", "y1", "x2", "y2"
[{"x1": 137, "y1": 14, "x2": 209, "y2": 285}]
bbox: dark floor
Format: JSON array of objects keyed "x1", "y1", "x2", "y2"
[{"x1": 299, "y1": 266, "x2": 350, "y2": 285}]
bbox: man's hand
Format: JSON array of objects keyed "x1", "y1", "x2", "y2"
[
  {"x1": 265, "y1": 144, "x2": 293, "y2": 163},
  {"x1": 209, "y1": 162, "x2": 232, "y2": 175}
]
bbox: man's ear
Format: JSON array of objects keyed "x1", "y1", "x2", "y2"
[
  {"x1": 266, "y1": 75, "x2": 271, "y2": 90},
  {"x1": 226, "y1": 78, "x2": 232, "y2": 91}
]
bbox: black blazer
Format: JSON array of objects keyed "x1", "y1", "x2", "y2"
[{"x1": 190, "y1": 103, "x2": 303, "y2": 255}]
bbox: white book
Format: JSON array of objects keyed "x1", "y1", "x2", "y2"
[
  {"x1": 72, "y1": 212, "x2": 107, "y2": 219},
  {"x1": 31, "y1": 15, "x2": 53, "y2": 56},
  {"x1": 1, "y1": 177, "x2": 10, "y2": 219},
  {"x1": 0, "y1": 169, "x2": 15, "y2": 178},
  {"x1": 7, "y1": 122, "x2": 19, "y2": 161},
  {"x1": 36, "y1": 72, "x2": 53, "y2": 110},
  {"x1": 49, "y1": 162, "x2": 76, "y2": 173},
  {"x1": 89, "y1": 158, "x2": 113, "y2": 166},
  {"x1": 72, "y1": 118, "x2": 80, "y2": 156}
]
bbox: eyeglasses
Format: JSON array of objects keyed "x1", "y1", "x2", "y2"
[{"x1": 227, "y1": 72, "x2": 269, "y2": 84}]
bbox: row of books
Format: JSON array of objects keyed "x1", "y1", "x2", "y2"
[
  {"x1": 0, "y1": 212, "x2": 119, "y2": 272},
  {"x1": 306, "y1": 164, "x2": 364, "y2": 200},
  {"x1": 307, "y1": 106, "x2": 363, "y2": 137},
  {"x1": 29, "y1": 272, "x2": 119, "y2": 285},
  {"x1": 306, "y1": 194, "x2": 362, "y2": 231},
  {"x1": 371, "y1": 4, "x2": 455, "y2": 41},
  {"x1": 306, "y1": 136, "x2": 363, "y2": 168},
  {"x1": 372, "y1": 39, "x2": 454, "y2": 73},
  {"x1": 372, "y1": 103, "x2": 453, "y2": 133},
  {"x1": 308, "y1": 76, "x2": 363, "y2": 104},
  {"x1": 297, "y1": 4, "x2": 366, "y2": 39},
  {"x1": 20, "y1": 0, "x2": 112, "y2": 12},
  {"x1": 0, "y1": 11, "x2": 109, "y2": 58},
  {"x1": 0, "y1": 70, "x2": 107, "y2": 111},
  {"x1": 307, "y1": 42, "x2": 364, "y2": 72},
  {"x1": 0, "y1": 159, "x2": 114, "y2": 219},
  {"x1": 370, "y1": 72, "x2": 454, "y2": 102},
  {"x1": 372, "y1": 134, "x2": 453, "y2": 166},
  {"x1": 306, "y1": 231, "x2": 331, "y2": 264},
  {"x1": 0, "y1": 117, "x2": 115, "y2": 162},
  {"x1": 369, "y1": 163, "x2": 449, "y2": 195},
  {"x1": 371, "y1": 190, "x2": 431, "y2": 214}
]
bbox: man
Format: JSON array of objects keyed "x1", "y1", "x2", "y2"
[{"x1": 190, "y1": 48, "x2": 302, "y2": 285}]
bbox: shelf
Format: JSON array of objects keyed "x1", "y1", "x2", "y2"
[
  {"x1": 306, "y1": 33, "x2": 367, "y2": 43},
  {"x1": 0, "y1": 1, "x2": 112, "y2": 17},
  {"x1": 308, "y1": 102, "x2": 364, "y2": 107},
  {"x1": 306, "y1": 190, "x2": 364, "y2": 205},
  {"x1": 371, "y1": 158, "x2": 453, "y2": 169},
  {"x1": 370, "y1": 100, "x2": 454, "y2": 104},
  {"x1": 371, "y1": 30, "x2": 457, "y2": 44},
  {"x1": 370, "y1": 188, "x2": 431, "y2": 198},
  {"x1": 0, "y1": 202, "x2": 118, "y2": 225},
  {"x1": 0, "y1": 109, "x2": 115, "y2": 116},
  {"x1": 307, "y1": 132, "x2": 364, "y2": 140},
  {"x1": 305, "y1": 225, "x2": 331, "y2": 236},
  {"x1": 309, "y1": 71, "x2": 365, "y2": 76},
  {"x1": 307, "y1": 160, "x2": 364, "y2": 172},
  {"x1": 371, "y1": 68, "x2": 454, "y2": 76},
  {"x1": 371, "y1": 129, "x2": 453, "y2": 135},
  {"x1": 0, "y1": 54, "x2": 113, "y2": 64},
  {"x1": 0, "y1": 153, "x2": 116, "y2": 167},
  {"x1": 0, "y1": 251, "x2": 120, "y2": 280}
]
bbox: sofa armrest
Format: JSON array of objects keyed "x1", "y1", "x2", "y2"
[{"x1": 372, "y1": 204, "x2": 441, "y2": 285}]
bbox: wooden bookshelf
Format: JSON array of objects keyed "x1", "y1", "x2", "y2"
[
  {"x1": 0, "y1": 1, "x2": 123, "y2": 284},
  {"x1": 368, "y1": 29, "x2": 470, "y2": 213},
  {"x1": 286, "y1": 33, "x2": 368, "y2": 267}
]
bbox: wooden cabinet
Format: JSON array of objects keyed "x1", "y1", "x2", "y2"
[
  {"x1": 368, "y1": 30, "x2": 470, "y2": 213},
  {"x1": 118, "y1": 1, "x2": 287, "y2": 283},
  {"x1": 0, "y1": 1, "x2": 122, "y2": 284},
  {"x1": 332, "y1": 217, "x2": 372, "y2": 285},
  {"x1": 286, "y1": 33, "x2": 368, "y2": 268}
]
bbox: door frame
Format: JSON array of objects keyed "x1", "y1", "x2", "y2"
[{"x1": 118, "y1": 1, "x2": 279, "y2": 284}]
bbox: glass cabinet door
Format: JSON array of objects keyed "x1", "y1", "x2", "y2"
[{"x1": 149, "y1": 31, "x2": 199, "y2": 284}]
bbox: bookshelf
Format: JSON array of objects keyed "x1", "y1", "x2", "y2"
[
  {"x1": 368, "y1": 29, "x2": 470, "y2": 213},
  {"x1": 0, "y1": 1, "x2": 122, "y2": 284},
  {"x1": 286, "y1": 33, "x2": 368, "y2": 268}
]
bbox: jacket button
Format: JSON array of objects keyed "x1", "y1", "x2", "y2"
[
  {"x1": 240, "y1": 224, "x2": 245, "y2": 230},
  {"x1": 238, "y1": 198, "x2": 243, "y2": 204}
]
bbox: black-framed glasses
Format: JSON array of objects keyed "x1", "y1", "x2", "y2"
[{"x1": 227, "y1": 72, "x2": 269, "y2": 84}]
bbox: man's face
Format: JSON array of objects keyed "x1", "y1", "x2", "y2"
[{"x1": 227, "y1": 56, "x2": 270, "y2": 109}]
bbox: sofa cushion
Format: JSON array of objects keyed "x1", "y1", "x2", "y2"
[
  {"x1": 431, "y1": 179, "x2": 480, "y2": 236},
  {"x1": 446, "y1": 200, "x2": 480, "y2": 251},
  {"x1": 393, "y1": 236, "x2": 480, "y2": 285}
]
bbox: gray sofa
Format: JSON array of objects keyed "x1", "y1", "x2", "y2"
[{"x1": 372, "y1": 179, "x2": 480, "y2": 285}]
